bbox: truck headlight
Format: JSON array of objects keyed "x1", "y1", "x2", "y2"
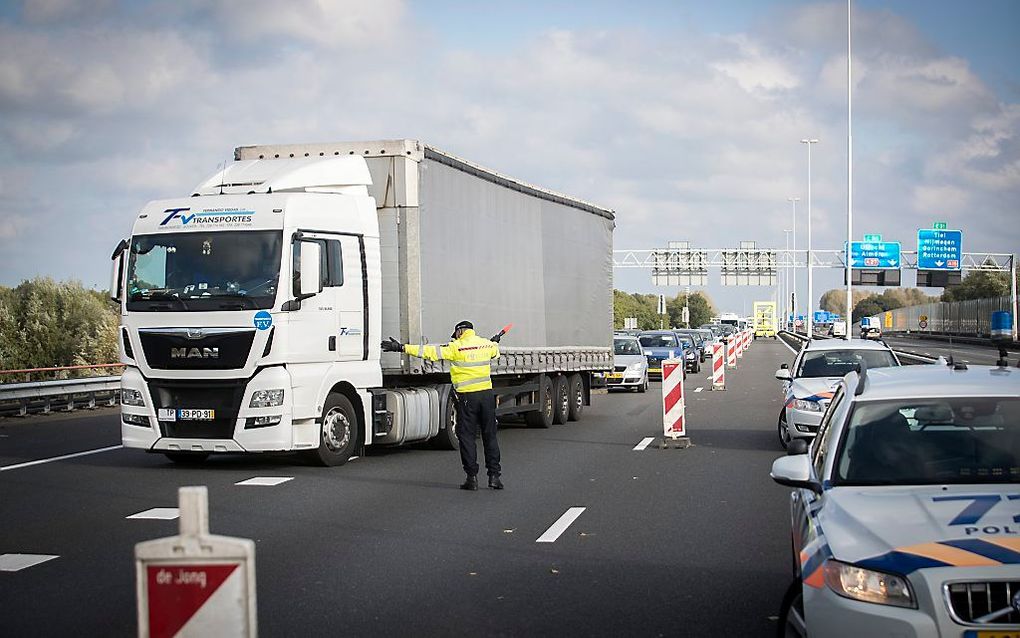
[
  {"x1": 823, "y1": 560, "x2": 915, "y2": 608},
  {"x1": 121, "y1": 388, "x2": 145, "y2": 406},
  {"x1": 249, "y1": 389, "x2": 285, "y2": 408},
  {"x1": 792, "y1": 399, "x2": 822, "y2": 412}
]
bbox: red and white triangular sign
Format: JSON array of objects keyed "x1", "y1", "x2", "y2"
[{"x1": 147, "y1": 564, "x2": 239, "y2": 638}]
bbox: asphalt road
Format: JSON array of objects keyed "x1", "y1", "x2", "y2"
[
  {"x1": 879, "y1": 334, "x2": 1014, "y2": 366},
  {"x1": 1, "y1": 340, "x2": 797, "y2": 637}
]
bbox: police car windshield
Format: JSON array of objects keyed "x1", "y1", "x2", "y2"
[
  {"x1": 797, "y1": 349, "x2": 897, "y2": 378},
  {"x1": 126, "y1": 231, "x2": 282, "y2": 312},
  {"x1": 614, "y1": 338, "x2": 642, "y2": 355},
  {"x1": 639, "y1": 334, "x2": 678, "y2": 348},
  {"x1": 835, "y1": 398, "x2": 1020, "y2": 486}
]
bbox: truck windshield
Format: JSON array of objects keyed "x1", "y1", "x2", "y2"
[
  {"x1": 836, "y1": 398, "x2": 1020, "y2": 485},
  {"x1": 126, "y1": 231, "x2": 282, "y2": 311}
]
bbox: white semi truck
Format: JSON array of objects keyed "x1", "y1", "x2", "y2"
[{"x1": 111, "y1": 140, "x2": 614, "y2": 466}]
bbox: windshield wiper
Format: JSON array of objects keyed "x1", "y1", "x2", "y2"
[
  {"x1": 211, "y1": 292, "x2": 257, "y2": 309},
  {"x1": 134, "y1": 294, "x2": 190, "y2": 311}
]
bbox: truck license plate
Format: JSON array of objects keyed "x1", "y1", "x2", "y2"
[
  {"x1": 964, "y1": 632, "x2": 1020, "y2": 638},
  {"x1": 177, "y1": 409, "x2": 215, "y2": 421}
]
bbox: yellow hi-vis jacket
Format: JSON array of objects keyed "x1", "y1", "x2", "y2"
[{"x1": 403, "y1": 329, "x2": 499, "y2": 393}]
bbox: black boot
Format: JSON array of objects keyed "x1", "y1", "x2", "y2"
[
  {"x1": 488, "y1": 475, "x2": 504, "y2": 490},
  {"x1": 460, "y1": 475, "x2": 478, "y2": 491}
]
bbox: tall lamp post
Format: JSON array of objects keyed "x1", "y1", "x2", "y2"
[
  {"x1": 845, "y1": 0, "x2": 854, "y2": 339},
  {"x1": 787, "y1": 197, "x2": 800, "y2": 329},
  {"x1": 783, "y1": 228, "x2": 793, "y2": 330},
  {"x1": 800, "y1": 138, "x2": 819, "y2": 335}
]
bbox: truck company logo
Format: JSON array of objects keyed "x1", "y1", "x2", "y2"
[
  {"x1": 160, "y1": 207, "x2": 255, "y2": 227},
  {"x1": 171, "y1": 347, "x2": 220, "y2": 359}
]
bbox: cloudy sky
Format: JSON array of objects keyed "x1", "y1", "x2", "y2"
[{"x1": 1, "y1": 0, "x2": 1017, "y2": 313}]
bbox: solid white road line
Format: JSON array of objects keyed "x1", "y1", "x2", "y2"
[
  {"x1": 127, "y1": 508, "x2": 179, "y2": 520},
  {"x1": 0, "y1": 554, "x2": 59, "y2": 572},
  {"x1": 694, "y1": 387, "x2": 703, "y2": 393},
  {"x1": 0, "y1": 444, "x2": 122, "y2": 472},
  {"x1": 779, "y1": 337, "x2": 799, "y2": 355},
  {"x1": 536, "y1": 507, "x2": 586, "y2": 543},
  {"x1": 633, "y1": 437, "x2": 655, "y2": 451},
  {"x1": 235, "y1": 477, "x2": 294, "y2": 487}
]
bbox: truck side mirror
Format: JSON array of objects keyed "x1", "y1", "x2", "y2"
[
  {"x1": 109, "y1": 239, "x2": 128, "y2": 303},
  {"x1": 297, "y1": 240, "x2": 323, "y2": 298}
]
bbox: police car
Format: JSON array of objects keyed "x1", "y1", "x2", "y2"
[
  {"x1": 771, "y1": 361, "x2": 1020, "y2": 637},
  {"x1": 776, "y1": 339, "x2": 900, "y2": 449}
]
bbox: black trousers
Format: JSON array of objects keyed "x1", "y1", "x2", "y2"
[{"x1": 455, "y1": 389, "x2": 501, "y2": 477}]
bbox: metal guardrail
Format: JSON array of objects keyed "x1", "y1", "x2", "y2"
[
  {"x1": 777, "y1": 330, "x2": 938, "y2": 365},
  {"x1": 0, "y1": 376, "x2": 121, "y2": 417}
]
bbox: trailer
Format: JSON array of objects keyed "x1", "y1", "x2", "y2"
[{"x1": 111, "y1": 140, "x2": 614, "y2": 465}]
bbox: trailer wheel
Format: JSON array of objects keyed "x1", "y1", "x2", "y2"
[
  {"x1": 164, "y1": 452, "x2": 209, "y2": 465},
  {"x1": 525, "y1": 375, "x2": 555, "y2": 429},
  {"x1": 308, "y1": 392, "x2": 359, "y2": 466},
  {"x1": 431, "y1": 389, "x2": 458, "y2": 450},
  {"x1": 552, "y1": 375, "x2": 569, "y2": 425},
  {"x1": 567, "y1": 374, "x2": 584, "y2": 421}
]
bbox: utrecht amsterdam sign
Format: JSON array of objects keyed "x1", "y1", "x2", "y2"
[{"x1": 849, "y1": 241, "x2": 901, "y2": 269}]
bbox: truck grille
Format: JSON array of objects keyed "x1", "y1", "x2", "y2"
[
  {"x1": 149, "y1": 378, "x2": 246, "y2": 439},
  {"x1": 139, "y1": 328, "x2": 254, "y2": 370},
  {"x1": 945, "y1": 580, "x2": 1020, "y2": 625}
]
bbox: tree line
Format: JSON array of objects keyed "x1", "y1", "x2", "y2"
[
  {"x1": 0, "y1": 278, "x2": 119, "y2": 378},
  {"x1": 613, "y1": 290, "x2": 716, "y2": 330},
  {"x1": 818, "y1": 269, "x2": 1014, "y2": 322}
]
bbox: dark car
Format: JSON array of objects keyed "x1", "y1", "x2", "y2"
[
  {"x1": 675, "y1": 329, "x2": 709, "y2": 363},
  {"x1": 637, "y1": 331, "x2": 689, "y2": 380},
  {"x1": 673, "y1": 331, "x2": 702, "y2": 373}
]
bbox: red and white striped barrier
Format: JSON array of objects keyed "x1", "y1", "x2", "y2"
[
  {"x1": 742, "y1": 329, "x2": 750, "y2": 353},
  {"x1": 711, "y1": 343, "x2": 725, "y2": 390},
  {"x1": 661, "y1": 358, "x2": 686, "y2": 438},
  {"x1": 736, "y1": 330, "x2": 744, "y2": 359},
  {"x1": 726, "y1": 336, "x2": 737, "y2": 368}
]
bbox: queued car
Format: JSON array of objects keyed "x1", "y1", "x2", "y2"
[
  {"x1": 637, "y1": 330, "x2": 688, "y2": 380},
  {"x1": 674, "y1": 331, "x2": 702, "y2": 373},
  {"x1": 860, "y1": 317, "x2": 882, "y2": 340},
  {"x1": 606, "y1": 334, "x2": 649, "y2": 392},
  {"x1": 675, "y1": 329, "x2": 710, "y2": 364},
  {"x1": 775, "y1": 339, "x2": 900, "y2": 449},
  {"x1": 771, "y1": 361, "x2": 1020, "y2": 637}
]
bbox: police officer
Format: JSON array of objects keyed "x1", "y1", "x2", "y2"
[{"x1": 381, "y1": 321, "x2": 503, "y2": 490}]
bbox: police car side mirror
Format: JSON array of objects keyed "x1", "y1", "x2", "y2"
[{"x1": 770, "y1": 454, "x2": 822, "y2": 494}]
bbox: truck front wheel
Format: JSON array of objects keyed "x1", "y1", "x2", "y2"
[{"x1": 310, "y1": 393, "x2": 359, "y2": 466}]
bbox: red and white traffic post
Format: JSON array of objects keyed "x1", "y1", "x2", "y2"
[
  {"x1": 736, "y1": 330, "x2": 744, "y2": 359},
  {"x1": 660, "y1": 357, "x2": 690, "y2": 448},
  {"x1": 136, "y1": 486, "x2": 257, "y2": 638},
  {"x1": 711, "y1": 343, "x2": 725, "y2": 390},
  {"x1": 726, "y1": 335, "x2": 737, "y2": 369}
]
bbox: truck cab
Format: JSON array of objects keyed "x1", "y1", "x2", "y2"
[{"x1": 113, "y1": 157, "x2": 381, "y2": 466}]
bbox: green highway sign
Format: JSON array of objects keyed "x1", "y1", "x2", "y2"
[
  {"x1": 863, "y1": 234, "x2": 882, "y2": 242},
  {"x1": 933, "y1": 221, "x2": 948, "y2": 230}
]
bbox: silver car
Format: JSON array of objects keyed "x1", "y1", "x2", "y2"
[
  {"x1": 776, "y1": 339, "x2": 900, "y2": 449},
  {"x1": 771, "y1": 362, "x2": 1020, "y2": 637},
  {"x1": 608, "y1": 334, "x2": 649, "y2": 392}
]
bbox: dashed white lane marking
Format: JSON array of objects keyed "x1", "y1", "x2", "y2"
[
  {"x1": 537, "y1": 507, "x2": 586, "y2": 543},
  {"x1": 0, "y1": 554, "x2": 59, "y2": 572},
  {"x1": 235, "y1": 477, "x2": 294, "y2": 487},
  {"x1": 705, "y1": 376, "x2": 713, "y2": 380},
  {"x1": 694, "y1": 387, "x2": 703, "y2": 393},
  {"x1": 0, "y1": 444, "x2": 122, "y2": 472},
  {"x1": 633, "y1": 437, "x2": 655, "y2": 451},
  {"x1": 127, "y1": 508, "x2": 179, "y2": 520}
]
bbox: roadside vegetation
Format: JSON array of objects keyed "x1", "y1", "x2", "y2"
[{"x1": 613, "y1": 290, "x2": 716, "y2": 330}]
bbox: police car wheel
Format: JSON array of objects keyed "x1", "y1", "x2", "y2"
[
  {"x1": 778, "y1": 579, "x2": 806, "y2": 637},
  {"x1": 778, "y1": 410, "x2": 790, "y2": 450},
  {"x1": 637, "y1": 374, "x2": 648, "y2": 394},
  {"x1": 567, "y1": 374, "x2": 584, "y2": 421},
  {"x1": 310, "y1": 393, "x2": 359, "y2": 466}
]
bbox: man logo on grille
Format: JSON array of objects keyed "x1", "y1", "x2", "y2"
[{"x1": 171, "y1": 347, "x2": 219, "y2": 359}]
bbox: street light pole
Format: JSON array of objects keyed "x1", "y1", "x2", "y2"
[
  {"x1": 783, "y1": 229, "x2": 793, "y2": 330},
  {"x1": 800, "y1": 139, "x2": 819, "y2": 336},
  {"x1": 845, "y1": 0, "x2": 854, "y2": 339},
  {"x1": 787, "y1": 197, "x2": 800, "y2": 329}
]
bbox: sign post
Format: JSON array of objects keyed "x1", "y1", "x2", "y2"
[
  {"x1": 660, "y1": 358, "x2": 690, "y2": 449},
  {"x1": 136, "y1": 487, "x2": 257, "y2": 638}
]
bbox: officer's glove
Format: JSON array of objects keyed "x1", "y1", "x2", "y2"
[{"x1": 381, "y1": 337, "x2": 404, "y2": 353}]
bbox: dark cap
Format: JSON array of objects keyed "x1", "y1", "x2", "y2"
[{"x1": 451, "y1": 320, "x2": 473, "y2": 338}]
